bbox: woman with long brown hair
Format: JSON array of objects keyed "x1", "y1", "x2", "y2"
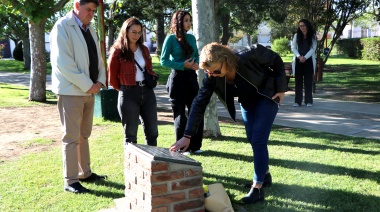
[
  {"x1": 108, "y1": 17, "x2": 158, "y2": 146},
  {"x1": 160, "y1": 10, "x2": 203, "y2": 154},
  {"x1": 291, "y1": 19, "x2": 317, "y2": 107}
]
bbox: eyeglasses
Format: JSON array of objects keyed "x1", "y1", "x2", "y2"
[
  {"x1": 299, "y1": 24, "x2": 306, "y2": 28},
  {"x1": 204, "y1": 62, "x2": 223, "y2": 75},
  {"x1": 129, "y1": 31, "x2": 142, "y2": 36}
]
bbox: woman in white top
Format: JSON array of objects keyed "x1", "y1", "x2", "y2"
[
  {"x1": 108, "y1": 17, "x2": 158, "y2": 146},
  {"x1": 291, "y1": 19, "x2": 317, "y2": 107}
]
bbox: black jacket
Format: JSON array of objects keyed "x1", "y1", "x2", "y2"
[{"x1": 184, "y1": 44, "x2": 287, "y2": 136}]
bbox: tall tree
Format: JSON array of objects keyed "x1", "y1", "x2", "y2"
[
  {"x1": 267, "y1": 0, "x2": 370, "y2": 64},
  {"x1": 98, "y1": 0, "x2": 107, "y2": 86},
  {"x1": 372, "y1": 0, "x2": 380, "y2": 22},
  {"x1": 119, "y1": 0, "x2": 191, "y2": 55},
  {"x1": 0, "y1": 0, "x2": 70, "y2": 102},
  {"x1": 192, "y1": 0, "x2": 221, "y2": 137},
  {"x1": 317, "y1": 0, "x2": 370, "y2": 63},
  {"x1": 0, "y1": 5, "x2": 30, "y2": 69}
]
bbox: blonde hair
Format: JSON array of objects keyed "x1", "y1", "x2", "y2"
[{"x1": 199, "y1": 42, "x2": 238, "y2": 71}]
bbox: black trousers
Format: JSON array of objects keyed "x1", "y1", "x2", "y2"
[
  {"x1": 295, "y1": 58, "x2": 313, "y2": 105},
  {"x1": 166, "y1": 69, "x2": 204, "y2": 151},
  {"x1": 118, "y1": 84, "x2": 158, "y2": 146}
]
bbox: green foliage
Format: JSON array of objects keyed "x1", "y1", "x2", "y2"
[
  {"x1": 151, "y1": 55, "x2": 170, "y2": 84},
  {"x1": 272, "y1": 37, "x2": 290, "y2": 56},
  {"x1": 336, "y1": 38, "x2": 363, "y2": 59},
  {"x1": 0, "y1": 83, "x2": 57, "y2": 107},
  {"x1": 14, "y1": 0, "x2": 56, "y2": 23},
  {"x1": 0, "y1": 112, "x2": 379, "y2": 211},
  {"x1": 361, "y1": 37, "x2": 380, "y2": 61},
  {"x1": 229, "y1": 35, "x2": 243, "y2": 44},
  {"x1": 0, "y1": 43, "x2": 5, "y2": 59},
  {"x1": 0, "y1": 59, "x2": 26, "y2": 73},
  {"x1": 286, "y1": 57, "x2": 380, "y2": 103},
  {"x1": 13, "y1": 41, "x2": 23, "y2": 61}
]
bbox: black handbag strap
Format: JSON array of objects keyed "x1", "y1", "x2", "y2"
[{"x1": 134, "y1": 59, "x2": 145, "y2": 73}]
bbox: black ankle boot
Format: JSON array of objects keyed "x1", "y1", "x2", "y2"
[
  {"x1": 244, "y1": 172, "x2": 272, "y2": 188},
  {"x1": 241, "y1": 187, "x2": 264, "y2": 204}
]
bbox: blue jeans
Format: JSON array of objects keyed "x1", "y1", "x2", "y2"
[
  {"x1": 240, "y1": 97, "x2": 278, "y2": 184},
  {"x1": 118, "y1": 84, "x2": 158, "y2": 146}
]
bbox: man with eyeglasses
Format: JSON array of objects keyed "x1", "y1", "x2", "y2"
[{"x1": 50, "y1": 0, "x2": 107, "y2": 194}]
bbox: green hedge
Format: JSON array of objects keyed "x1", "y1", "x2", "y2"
[
  {"x1": 336, "y1": 38, "x2": 362, "y2": 58},
  {"x1": 361, "y1": 37, "x2": 380, "y2": 61},
  {"x1": 272, "y1": 37, "x2": 290, "y2": 56}
]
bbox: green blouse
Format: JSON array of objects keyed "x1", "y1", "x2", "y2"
[{"x1": 160, "y1": 34, "x2": 199, "y2": 71}]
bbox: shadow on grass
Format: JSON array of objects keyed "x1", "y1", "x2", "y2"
[
  {"x1": 86, "y1": 180, "x2": 125, "y2": 199},
  {"x1": 203, "y1": 172, "x2": 380, "y2": 211},
  {"x1": 200, "y1": 150, "x2": 380, "y2": 184},
  {"x1": 269, "y1": 139, "x2": 380, "y2": 155}
]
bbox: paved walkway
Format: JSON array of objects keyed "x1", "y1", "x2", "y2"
[{"x1": 1, "y1": 72, "x2": 379, "y2": 140}]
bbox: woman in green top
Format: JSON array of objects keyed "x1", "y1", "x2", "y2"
[{"x1": 160, "y1": 10, "x2": 203, "y2": 154}]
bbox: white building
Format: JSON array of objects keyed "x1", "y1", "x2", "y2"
[
  {"x1": 340, "y1": 22, "x2": 380, "y2": 39},
  {"x1": 257, "y1": 22, "x2": 272, "y2": 48}
]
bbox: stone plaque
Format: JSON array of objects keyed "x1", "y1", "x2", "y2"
[{"x1": 126, "y1": 143, "x2": 201, "y2": 166}]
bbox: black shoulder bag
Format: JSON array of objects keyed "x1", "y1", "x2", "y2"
[{"x1": 134, "y1": 59, "x2": 159, "y2": 89}]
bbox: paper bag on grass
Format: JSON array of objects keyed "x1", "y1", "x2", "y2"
[{"x1": 204, "y1": 183, "x2": 234, "y2": 212}]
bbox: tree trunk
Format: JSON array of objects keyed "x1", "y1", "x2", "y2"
[
  {"x1": 107, "y1": 23, "x2": 116, "y2": 52},
  {"x1": 21, "y1": 37, "x2": 31, "y2": 70},
  {"x1": 155, "y1": 14, "x2": 165, "y2": 56},
  {"x1": 28, "y1": 19, "x2": 47, "y2": 102},
  {"x1": 214, "y1": 0, "x2": 221, "y2": 42},
  {"x1": 97, "y1": 0, "x2": 107, "y2": 86},
  {"x1": 192, "y1": 0, "x2": 221, "y2": 137},
  {"x1": 220, "y1": 14, "x2": 230, "y2": 45}
]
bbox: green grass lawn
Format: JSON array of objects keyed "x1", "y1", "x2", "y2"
[
  {"x1": 0, "y1": 114, "x2": 379, "y2": 211},
  {"x1": 280, "y1": 54, "x2": 380, "y2": 103}
]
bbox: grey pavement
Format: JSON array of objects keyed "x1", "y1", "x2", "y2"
[{"x1": 1, "y1": 72, "x2": 379, "y2": 140}]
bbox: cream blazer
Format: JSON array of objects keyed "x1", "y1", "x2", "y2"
[
  {"x1": 291, "y1": 33, "x2": 317, "y2": 75},
  {"x1": 50, "y1": 11, "x2": 106, "y2": 96}
]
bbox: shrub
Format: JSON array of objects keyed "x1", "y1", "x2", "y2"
[
  {"x1": 272, "y1": 37, "x2": 290, "y2": 56},
  {"x1": 336, "y1": 38, "x2": 362, "y2": 58},
  {"x1": 0, "y1": 43, "x2": 5, "y2": 59},
  {"x1": 361, "y1": 37, "x2": 380, "y2": 61},
  {"x1": 13, "y1": 41, "x2": 24, "y2": 61}
]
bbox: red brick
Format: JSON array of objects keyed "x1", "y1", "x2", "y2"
[
  {"x1": 152, "y1": 206, "x2": 168, "y2": 212},
  {"x1": 134, "y1": 154, "x2": 154, "y2": 170},
  {"x1": 171, "y1": 177, "x2": 203, "y2": 191},
  {"x1": 152, "y1": 184, "x2": 168, "y2": 195},
  {"x1": 184, "y1": 168, "x2": 203, "y2": 177},
  {"x1": 152, "y1": 192, "x2": 186, "y2": 206},
  {"x1": 152, "y1": 171, "x2": 184, "y2": 183},
  {"x1": 124, "y1": 170, "x2": 138, "y2": 184},
  {"x1": 173, "y1": 199, "x2": 205, "y2": 211},
  {"x1": 152, "y1": 161, "x2": 169, "y2": 172},
  {"x1": 189, "y1": 187, "x2": 205, "y2": 199},
  {"x1": 125, "y1": 189, "x2": 137, "y2": 205},
  {"x1": 129, "y1": 161, "x2": 151, "y2": 180},
  {"x1": 124, "y1": 161, "x2": 131, "y2": 170},
  {"x1": 124, "y1": 151, "x2": 132, "y2": 159}
]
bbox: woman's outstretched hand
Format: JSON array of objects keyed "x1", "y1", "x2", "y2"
[
  {"x1": 272, "y1": 92, "x2": 285, "y2": 104},
  {"x1": 169, "y1": 137, "x2": 190, "y2": 152}
]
